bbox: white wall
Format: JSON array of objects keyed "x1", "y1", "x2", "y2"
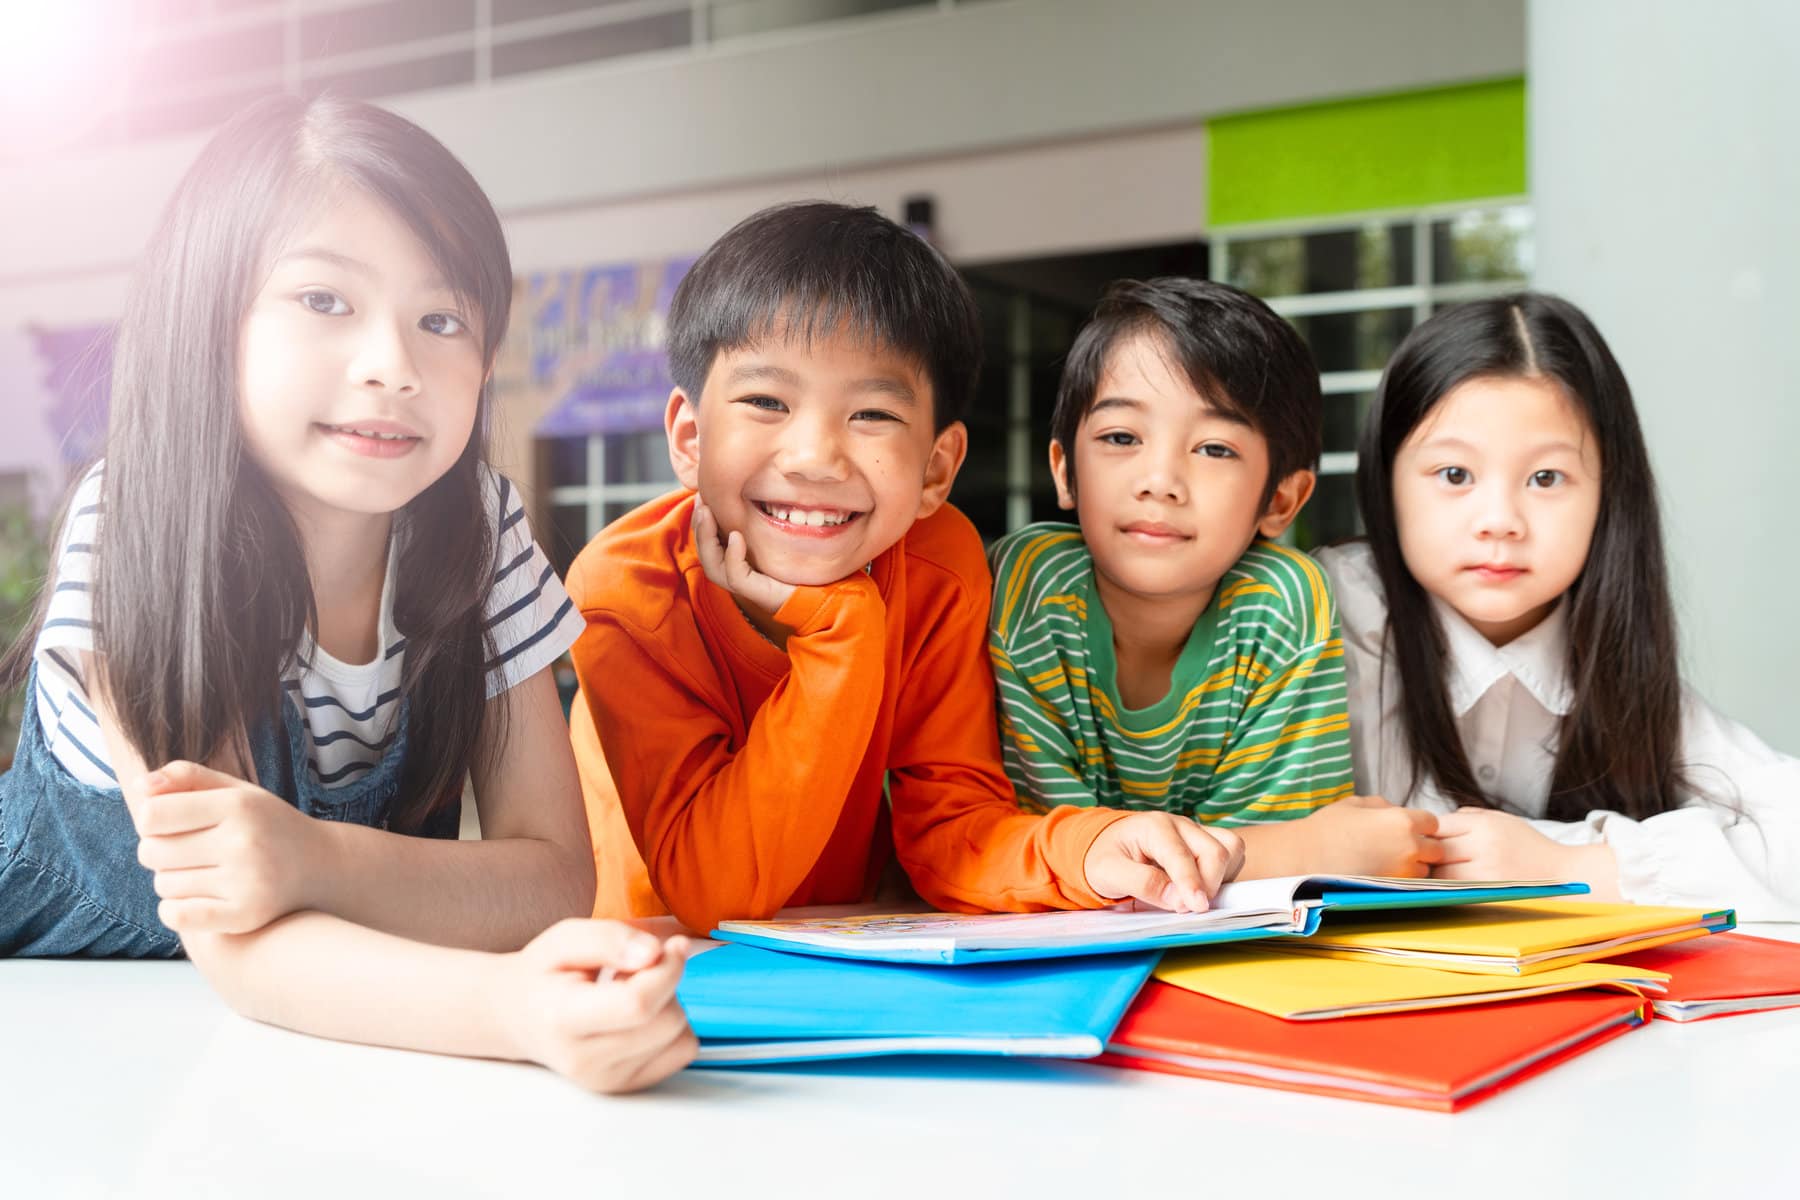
[
  {"x1": 0, "y1": 0, "x2": 1526, "y2": 511},
  {"x1": 0, "y1": 0, "x2": 1525, "y2": 279},
  {"x1": 1530, "y1": 0, "x2": 1800, "y2": 748},
  {"x1": 504, "y1": 123, "x2": 1208, "y2": 272}
]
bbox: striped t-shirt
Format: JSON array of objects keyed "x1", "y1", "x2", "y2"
[
  {"x1": 988, "y1": 523, "x2": 1354, "y2": 826},
  {"x1": 33, "y1": 463, "x2": 585, "y2": 790}
]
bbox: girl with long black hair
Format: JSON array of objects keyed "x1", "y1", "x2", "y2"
[
  {"x1": 0, "y1": 94, "x2": 694, "y2": 1091},
  {"x1": 1318, "y1": 293, "x2": 1798, "y2": 918}
]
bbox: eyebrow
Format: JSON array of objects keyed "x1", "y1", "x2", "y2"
[
  {"x1": 1090, "y1": 395, "x2": 1252, "y2": 426},
  {"x1": 847, "y1": 377, "x2": 917, "y2": 406},
  {"x1": 725, "y1": 364, "x2": 918, "y2": 406},
  {"x1": 1090, "y1": 397, "x2": 1148, "y2": 416},
  {"x1": 275, "y1": 247, "x2": 370, "y2": 275},
  {"x1": 725, "y1": 364, "x2": 803, "y2": 388},
  {"x1": 274, "y1": 246, "x2": 451, "y2": 293},
  {"x1": 1415, "y1": 435, "x2": 1586, "y2": 456}
]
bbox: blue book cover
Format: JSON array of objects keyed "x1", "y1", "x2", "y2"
[
  {"x1": 1309, "y1": 882, "x2": 1589, "y2": 912},
  {"x1": 678, "y1": 943, "x2": 1159, "y2": 1066}
]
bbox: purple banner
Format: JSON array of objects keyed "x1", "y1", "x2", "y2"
[
  {"x1": 518, "y1": 258, "x2": 694, "y2": 439},
  {"x1": 26, "y1": 323, "x2": 113, "y2": 467}
]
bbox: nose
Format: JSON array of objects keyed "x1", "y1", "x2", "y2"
[
  {"x1": 347, "y1": 314, "x2": 422, "y2": 396},
  {"x1": 1133, "y1": 445, "x2": 1187, "y2": 504},
  {"x1": 1472, "y1": 484, "x2": 1526, "y2": 540},
  {"x1": 774, "y1": 410, "x2": 850, "y2": 483}
]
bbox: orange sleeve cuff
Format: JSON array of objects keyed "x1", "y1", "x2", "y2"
[
  {"x1": 772, "y1": 573, "x2": 881, "y2": 638},
  {"x1": 1047, "y1": 805, "x2": 1136, "y2": 908}
]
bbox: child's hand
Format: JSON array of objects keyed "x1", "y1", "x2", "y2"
[
  {"x1": 692, "y1": 496, "x2": 796, "y2": 623},
  {"x1": 127, "y1": 760, "x2": 324, "y2": 935},
  {"x1": 491, "y1": 919, "x2": 698, "y2": 1094},
  {"x1": 1431, "y1": 807, "x2": 1617, "y2": 889},
  {"x1": 1083, "y1": 811, "x2": 1245, "y2": 912},
  {"x1": 1269, "y1": 795, "x2": 1445, "y2": 878}
]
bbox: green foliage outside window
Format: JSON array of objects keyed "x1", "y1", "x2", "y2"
[{"x1": 0, "y1": 505, "x2": 49, "y2": 767}]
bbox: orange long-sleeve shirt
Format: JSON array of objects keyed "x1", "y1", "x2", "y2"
[{"x1": 566, "y1": 490, "x2": 1130, "y2": 934}]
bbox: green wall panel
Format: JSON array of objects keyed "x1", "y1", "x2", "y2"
[{"x1": 1208, "y1": 77, "x2": 1526, "y2": 227}]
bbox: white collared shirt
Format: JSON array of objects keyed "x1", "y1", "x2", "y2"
[{"x1": 1318, "y1": 541, "x2": 1800, "y2": 920}]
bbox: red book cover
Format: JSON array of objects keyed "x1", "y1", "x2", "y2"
[
  {"x1": 1611, "y1": 931, "x2": 1800, "y2": 1021},
  {"x1": 1098, "y1": 980, "x2": 1647, "y2": 1112}
]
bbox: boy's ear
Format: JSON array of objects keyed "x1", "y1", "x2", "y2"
[
  {"x1": 915, "y1": 421, "x2": 970, "y2": 521},
  {"x1": 664, "y1": 388, "x2": 701, "y2": 492},
  {"x1": 1048, "y1": 440, "x2": 1075, "y2": 510},
  {"x1": 1257, "y1": 468, "x2": 1317, "y2": 539}
]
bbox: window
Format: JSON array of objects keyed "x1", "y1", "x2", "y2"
[{"x1": 538, "y1": 431, "x2": 678, "y2": 575}]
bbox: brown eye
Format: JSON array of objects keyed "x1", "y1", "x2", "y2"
[{"x1": 300, "y1": 290, "x2": 348, "y2": 316}]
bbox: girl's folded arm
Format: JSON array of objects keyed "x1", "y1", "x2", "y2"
[
  {"x1": 181, "y1": 911, "x2": 696, "y2": 1095},
  {"x1": 185, "y1": 913, "x2": 523, "y2": 1057},
  {"x1": 98, "y1": 653, "x2": 594, "y2": 952},
  {"x1": 304, "y1": 663, "x2": 596, "y2": 950}
]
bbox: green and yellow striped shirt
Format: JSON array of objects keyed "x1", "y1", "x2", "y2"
[{"x1": 988, "y1": 523, "x2": 1353, "y2": 826}]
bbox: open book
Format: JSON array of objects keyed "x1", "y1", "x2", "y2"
[{"x1": 710, "y1": 875, "x2": 1588, "y2": 965}]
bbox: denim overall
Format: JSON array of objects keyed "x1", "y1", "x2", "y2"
[{"x1": 0, "y1": 666, "x2": 456, "y2": 957}]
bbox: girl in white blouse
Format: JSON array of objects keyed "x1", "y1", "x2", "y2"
[{"x1": 1316, "y1": 293, "x2": 1799, "y2": 920}]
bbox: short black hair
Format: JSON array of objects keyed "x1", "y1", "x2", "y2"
[
  {"x1": 667, "y1": 201, "x2": 981, "y2": 432},
  {"x1": 1050, "y1": 277, "x2": 1322, "y2": 504}
]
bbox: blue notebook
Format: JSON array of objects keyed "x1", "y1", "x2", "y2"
[
  {"x1": 678, "y1": 943, "x2": 1158, "y2": 1065},
  {"x1": 711, "y1": 875, "x2": 1590, "y2": 965}
]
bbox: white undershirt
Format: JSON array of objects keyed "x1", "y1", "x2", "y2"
[{"x1": 33, "y1": 464, "x2": 584, "y2": 790}]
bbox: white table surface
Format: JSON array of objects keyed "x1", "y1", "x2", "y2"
[{"x1": 6, "y1": 925, "x2": 1800, "y2": 1200}]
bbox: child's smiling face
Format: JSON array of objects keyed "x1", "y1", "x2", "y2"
[
  {"x1": 1391, "y1": 373, "x2": 1603, "y2": 646},
  {"x1": 1052, "y1": 332, "x2": 1297, "y2": 615},
  {"x1": 237, "y1": 185, "x2": 486, "y2": 528},
  {"x1": 667, "y1": 323, "x2": 966, "y2": 588}
]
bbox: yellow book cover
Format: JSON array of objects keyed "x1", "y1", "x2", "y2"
[
  {"x1": 1279, "y1": 899, "x2": 1734, "y2": 975},
  {"x1": 1154, "y1": 945, "x2": 1669, "y2": 1019}
]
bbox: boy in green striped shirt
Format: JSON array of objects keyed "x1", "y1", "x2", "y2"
[{"x1": 989, "y1": 279, "x2": 1443, "y2": 879}]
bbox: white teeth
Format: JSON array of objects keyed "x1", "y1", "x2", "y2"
[
  {"x1": 761, "y1": 503, "x2": 852, "y2": 527},
  {"x1": 332, "y1": 425, "x2": 412, "y2": 441}
]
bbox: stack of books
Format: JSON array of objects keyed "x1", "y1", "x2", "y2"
[{"x1": 676, "y1": 874, "x2": 1798, "y2": 1111}]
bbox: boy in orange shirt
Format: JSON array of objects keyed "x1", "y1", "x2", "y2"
[{"x1": 566, "y1": 202, "x2": 1243, "y2": 934}]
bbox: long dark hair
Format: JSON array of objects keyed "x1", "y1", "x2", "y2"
[
  {"x1": 2, "y1": 94, "x2": 513, "y2": 831},
  {"x1": 1355, "y1": 293, "x2": 1686, "y2": 821}
]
